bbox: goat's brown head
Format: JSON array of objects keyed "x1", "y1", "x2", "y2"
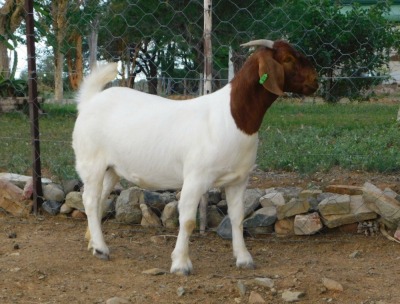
[{"x1": 241, "y1": 39, "x2": 318, "y2": 96}]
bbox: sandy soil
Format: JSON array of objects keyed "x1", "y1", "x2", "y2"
[{"x1": 1, "y1": 170, "x2": 400, "y2": 304}]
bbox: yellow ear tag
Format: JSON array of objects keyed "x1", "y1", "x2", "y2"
[{"x1": 259, "y1": 73, "x2": 268, "y2": 85}]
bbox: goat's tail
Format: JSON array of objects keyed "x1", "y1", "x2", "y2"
[{"x1": 76, "y1": 62, "x2": 118, "y2": 110}]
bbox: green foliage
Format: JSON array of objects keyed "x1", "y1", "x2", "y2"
[
  {"x1": 269, "y1": 0, "x2": 400, "y2": 102},
  {"x1": 258, "y1": 102, "x2": 400, "y2": 173},
  {"x1": 0, "y1": 76, "x2": 28, "y2": 97}
]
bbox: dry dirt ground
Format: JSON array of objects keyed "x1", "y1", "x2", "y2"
[{"x1": 1, "y1": 170, "x2": 400, "y2": 304}]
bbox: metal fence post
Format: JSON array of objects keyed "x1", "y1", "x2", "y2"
[
  {"x1": 203, "y1": 0, "x2": 212, "y2": 95},
  {"x1": 25, "y1": 0, "x2": 43, "y2": 214}
]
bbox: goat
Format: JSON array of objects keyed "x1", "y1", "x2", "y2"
[{"x1": 72, "y1": 39, "x2": 318, "y2": 275}]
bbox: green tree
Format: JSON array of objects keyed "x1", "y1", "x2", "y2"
[{"x1": 270, "y1": 0, "x2": 400, "y2": 102}]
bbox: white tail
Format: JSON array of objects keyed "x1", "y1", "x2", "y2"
[{"x1": 76, "y1": 63, "x2": 118, "y2": 111}]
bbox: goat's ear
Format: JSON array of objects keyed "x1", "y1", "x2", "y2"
[{"x1": 258, "y1": 56, "x2": 284, "y2": 96}]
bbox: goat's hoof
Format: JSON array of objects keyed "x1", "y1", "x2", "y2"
[
  {"x1": 170, "y1": 260, "x2": 193, "y2": 276},
  {"x1": 170, "y1": 266, "x2": 192, "y2": 276},
  {"x1": 237, "y1": 260, "x2": 255, "y2": 270},
  {"x1": 93, "y1": 248, "x2": 110, "y2": 261},
  {"x1": 236, "y1": 253, "x2": 255, "y2": 269}
]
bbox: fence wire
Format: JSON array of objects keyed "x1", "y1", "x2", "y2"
[{"x1": 1, "y1": 0, "x2": 400, "y2": 188}]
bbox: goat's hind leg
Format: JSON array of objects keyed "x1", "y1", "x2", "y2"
[
  {"x1": 85, "y1": 168, "x2": 119, "y2": 245},
  {"x1": 83, "y1": 167, "x2": 118, "y2": 260},
  {"x1": 226, "y1": 182, "x2": 254, "y2": 269}
]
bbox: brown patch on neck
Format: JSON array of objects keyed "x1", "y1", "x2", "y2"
[{"x1": 230, "y1": 49, "x2": 278, "y2": 135}]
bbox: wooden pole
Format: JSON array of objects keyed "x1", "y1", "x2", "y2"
[
  {"x1": 203, "y1": 0, "x2": 212, "y2": 95},
  {"x1": 25, "y1": 0, "x2": 44, "y2": 214}
]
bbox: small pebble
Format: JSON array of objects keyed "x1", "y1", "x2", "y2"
[
  {"x1": 141, "y1": 268, "x2": 168, "y2": 276},
  {"x1": 237, "y1": 280, "x2": 246, "y2": 297},
  {"x1": 177, "y1": 286, "x2": 185, "y2": 297},
  {"x1": 13, "y1": 243, "x2": 20, "y2": 250},
  {"x1": 349, "y1": 250, "x2": 361, "y2": 259},
  {"x1": 8, "y1": 232, "x2": 17, "y2": 239},
  {"x1": 322, "y1": 277, "x2": 343, "y2": 292}
]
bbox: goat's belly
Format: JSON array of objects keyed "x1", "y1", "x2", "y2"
[{"x1": 112, "y1": 163, "x2": 184, "y2": 191}]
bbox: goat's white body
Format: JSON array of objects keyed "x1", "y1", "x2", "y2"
[
  {"x1": 73, "y1": 63, "x2": 257, "y2": 274},
  {"x1": 74, "y1": 86, "x2": 257, "y2": 190}
]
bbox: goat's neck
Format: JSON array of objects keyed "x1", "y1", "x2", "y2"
[{"x1": 230, "y1": 61, "x2": 278, "y2": 135}]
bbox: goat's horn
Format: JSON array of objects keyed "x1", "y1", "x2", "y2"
[{"x1": 240, "y1": 39, "x2": 275, "y2": 49}]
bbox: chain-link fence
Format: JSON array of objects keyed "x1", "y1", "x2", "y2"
[{"x1": 1, "y1": 0, "x2": 400, "y2": 206}]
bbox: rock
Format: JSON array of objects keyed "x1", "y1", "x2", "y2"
[
  {"x1": 105, "y1": 297, "x2": 130, "y2": 304},
  {"x1": 249, "y1": 291, "x2": 265, "y2": 303},
  {"x1": 294, "y1": 212, "x2": 322, "y2": 235},
  {"x1": 299, "y1": 189, "x2": 322, "y2": 210},
  {"x1": 275, "y1": 218, "x2": 295, "y2": 236},
  {"x1": 71, "y1": 209, "x2": 86, "y2": 219},
  {"x1": 43, "y1": 183, "x2": 65, "y2": 202},
  {"x1": 243, "y1": 206, "x2": 277, "y2": 228},
  {"x1": 140, "y1": 204, "x2": 162, "y2": 227},
  {"x1": 324, "y1": 185, "x2": 363, "y2": 195},
  {"x1": 322, "y1": 195, "x2": 377, "y2": 228},
  {"x1": 217, "y1": 216, "x2": 232, "y2": 239},
  {"x1": 383, "y1": 188, "x2": 400, "y2": 200},
  {"x1": 22, "y1": 178, "x2": 33, "y2": 199},
  {"x1": 161, "y1": 201, "x2": 179, "y2": 229},
  {"x1": 0, "y1": 173, "x2": 51, "y2": 188},
  {"x1": 243, "y1": 188, "x2": 264, "y2": 215},
  {"x1": 316, "y1": 192, "x2": 336, "y2": 203},
  {"x1": 0, "y1": 179, "x2": 32, "y2": 216},
  {"x1": 318, "y1": 194, "x2": 351, "y2": 216},
  {"x1": 276, "y1": 198, "x2": 310, "y2": 220},
  {"x1": 253, "y1": 277, "x2": 274, "y2": 288},
  {"x1": 266, "y1": 187, "x2": 302, "y2": 201},
  {"x1": 143, "y1": 190, "x2": 175, "y2": 214},
  {"x1": 177, "y1": 286, "x2": 185, "y2": 297},
  {"x1": 207, "y1": 205, "x2": 224, "y2": 228},
  {"x1": 115, "y1": 187, "x2": 143, "y2": 224},
  {"x1": 349, "y1": 250, "x2": 361, "y2": 258},
  {"x1": 60, "y1": 203, "x2": 73, "y2": 214},
  {"x1": 41, "y1": 200, "x2": 63, "y2": 215},
  {"x1": 208, "y1": 188, "x2": 222, "y2": 205},
  {"x1": 281, "y1": 290, "x2": 305, "y2": 302},
  {"x1": 363, "y1": 185, "x2": 400, "y2": 224},
  {"x1": 259, "y1": 191, "x2": 285, "y2": 208},
  {"x1": 141, "y1": 268, "x2": 167, "y2": 275},
  {"x1": 338, "y1": 222, "x2": 359, "y2": 234},
  {"x1": 395, "y1": 226, "x2": 400, "y2": 241},
  {"x1": 64, "y1": 192, "x2": 84, "y2": 211},
  {"x1": 102, "y1": 197, "x2": 116, "y2": 218},
  {"x1": 321, "y1": 277, "x2": 343, "y2": 292},
  {"x1": 61, "y1": 179, "x2": 82, "y2": 195},
  {"x1": 216, "y1": 200, "x2": 227, "y2": 214},
  {"x1": 237, "y1": 280, "x2": 246, "y2": 297},
  {"x1": 217, "y1": 189, "x2": 264, "y2": 239}
]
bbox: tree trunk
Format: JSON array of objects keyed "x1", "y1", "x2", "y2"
[
  {"x1": 0, "y1": 0, "x2": 25, "y2": 78},
  {"x1": 52, "y1": 0, "x2": 68, "y2": 101},
  {"x1": 88, "y1": 17, "x2": 99, "y2": 70},
  {"x1": 66, "y1": 33, "x2": 83, "y2": 91},
  {"x1": 147, "y1": 55, "x2": 158, "y2": 95},
  {"x1": 54, "y1": 52, "x2": 64, "y2": 101}
]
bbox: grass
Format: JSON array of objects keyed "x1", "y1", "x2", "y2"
[
  {"x1": 0, "y1": 101, "x2": 399, "y2": 180},
  {"x1": 259, "y1": 102, "x2": 400, "y2": 173}
]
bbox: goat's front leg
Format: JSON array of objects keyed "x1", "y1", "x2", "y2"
[
  {"x1": 171, "y1": 179, "x2": 209, "y2": 275},
  {"x1": 226, "y1": 181, "x2": 254, "y2": 269}
]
